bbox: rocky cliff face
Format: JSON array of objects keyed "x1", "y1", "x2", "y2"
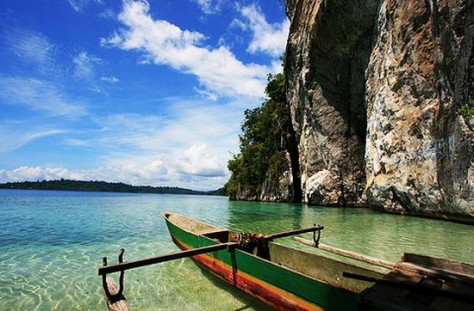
[{"x1": 285, "y1": 0, "x2": 473, "y2": 222}]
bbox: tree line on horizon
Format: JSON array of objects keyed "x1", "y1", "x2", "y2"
[{"x1": 0, "y1": 179, "x2": 224, "y2": 196}]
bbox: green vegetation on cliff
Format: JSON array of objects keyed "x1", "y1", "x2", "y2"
[
  {"x1": 459, "y1": 99, "x2": 474, "y2": 123},
  {"x1": 225, "y1": 72, "x2": 294, "y2": 199}
]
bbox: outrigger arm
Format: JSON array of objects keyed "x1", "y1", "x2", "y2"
[
  {"x1": 99, "y1": 242, "x2": 238, "y2": 302},
  {"x1": 98, "y1": 225, "x2": 324, "y2": 310}
]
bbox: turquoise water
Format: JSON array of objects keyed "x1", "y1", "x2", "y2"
[{"x1": 0, "y1": 189, "x2": 472, "y2": 310}]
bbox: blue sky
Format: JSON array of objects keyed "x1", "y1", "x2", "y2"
[{"x1": 0, "y1": 0, "x2": 289, "y2": 190}]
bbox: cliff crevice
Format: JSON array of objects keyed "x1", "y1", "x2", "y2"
[
  {"x1": 284, "y1": 0, "x2": 473, "y2": 222},
  {"x1": 285, "y1": 0, "x2": 380, "y2": 206}
]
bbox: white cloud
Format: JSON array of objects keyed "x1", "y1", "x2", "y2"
[
  {"x1": 102, "y1": 0, "x2": 269, "y2": 99},
  {"x1": 0, "y1": 166, "x2": 44, "y2": 182},
  {"x1": 230, "y1": 18, "x2": 247, "y2": 31},
  {"x1": 194, "y1": 87, "x2": 218, "y2": 101},
  {"x1": 100, "y1": 76, "x2": 120, "y2": 84},
  {"x1": 173, "y1": 143, "x2": 226, "y2": 177},
  {"x1": 0, "y1": 76, "x2": 87, "y2": 117},
  {"x1": 5, "y1": 29, "x2": 60, "y2": 76},
  {"x1": 0, "y1": 0, "x2": 290, "y2": 190},
  {"x1": 0, "y1": 123, "x2": 68, "y2": 153},
  {"x1": 28, "y1": 97, "x2": 244, "y2": 189},
  {"x1": 92, "y1": 97, "x2": 242, "y2": 156},
  {"x1": 0, "y1": 166, "x2": 84, "y2": 183},
  {"x1": 100, "y1": 8, "x2": 117, "y2": 19},
  {"x1": 124, "y1": 96, "x2": 246, "y2": 189},
  {"x1": 192, "y1": 0, "x2": 222, "y2": 15},
  {"x1": 68, "y1": 0, "x2": 84, "y2": 12},
  {"x1": 238, "y1": 4, "x2": 290, "y2": 57},
  {"x1": 0, "y1": 160, "x2": 227, "y2": 191},
  {"x1": 68, "y1": 0, "x2": 103, "y2": 12},
  {"x1": 64, "y1": 138, "x2": 91, "y2": 147},
  {"x1": 73, "y1": 51, "x2": 102, "y2": 80},
  {"x1": 0, "y1": 96, "x2": 243, "y2": 189}
]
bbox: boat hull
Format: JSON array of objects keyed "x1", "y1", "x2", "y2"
[{"x1": 163, "y1": 212, "x2": 359, "y2": 311}]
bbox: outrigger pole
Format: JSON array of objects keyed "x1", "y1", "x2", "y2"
[
  {"x1": 266, "y1": 224, "x2": 324, "y2": 243},
  {"x1": 98, "y1": 225, "x2": 324, "y2": 311},
  {"x1": 99, "y1": 242, "x2": 238, "y2": 311},
  {"x1": 98, "y1": 242, "x2": 237, "y2": 276}
]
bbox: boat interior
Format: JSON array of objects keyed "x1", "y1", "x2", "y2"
[
  {"x1": 165, "y1": 212, "x2": 387, "y2": 292},
  {"x1": 203, "y1": 229, "x2": 385, "y2": 292},
  {"x1": 164, "y1": 212, "x2": 474, "y2": 308}
]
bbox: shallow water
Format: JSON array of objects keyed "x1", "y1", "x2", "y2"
[{"x1": 0, "y1": 189, "x2": 472, "y2": 310}]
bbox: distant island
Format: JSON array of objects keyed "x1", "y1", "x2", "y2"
[{"x1": 0, "y1": 179, "x2": 225, "y2": 196}]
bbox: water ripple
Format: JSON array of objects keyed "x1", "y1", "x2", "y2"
[{"x1": 1, "y1": 189, "x2": 472, "y2": 310}]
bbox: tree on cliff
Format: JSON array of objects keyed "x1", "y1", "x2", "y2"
[{"x1": 225, "y1": 72, "x2": 293, "y2": 200}]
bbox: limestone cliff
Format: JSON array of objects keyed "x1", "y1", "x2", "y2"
[{"x1": 284, "y1": 0, "x2": 473, "y2": 222}]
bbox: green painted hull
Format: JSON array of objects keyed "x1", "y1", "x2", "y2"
[{"x1": 162, "y1": 212, "x2": 363, "y2": 311}]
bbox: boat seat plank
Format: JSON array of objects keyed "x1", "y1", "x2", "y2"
[
  {"x1": 200, "y1": 230, "x2": 230, "y2": 243},
  {"x1": 397, "y1": 253, "x2": 474, "y2": 285},
  {"x1": 402, "y1": 253, "x2": 474, "y2": 275},
  {"x1": 360, "y1": 257, "x2": 474, "y2": 310}
]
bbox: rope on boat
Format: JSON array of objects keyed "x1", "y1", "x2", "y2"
[
  {"x1": 312, "y1": 224, "x2": 322, "y2": 247},
  {"x1": 230, "y1": 224, "x2": 324, "y2": 259},
  {"x1": 230, "y1": 232, "x2": 263, "y2": 253}
]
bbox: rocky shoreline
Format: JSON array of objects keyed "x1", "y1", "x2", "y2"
[{"x1": 235, "y1": 0, "x2": 474, "y2": 224}]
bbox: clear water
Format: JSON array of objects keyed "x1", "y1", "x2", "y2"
[{"x1": 0, "y1": 189, "x2": 472, "y2": 310}]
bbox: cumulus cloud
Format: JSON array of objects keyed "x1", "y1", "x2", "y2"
[
  {"x1": 173, "y1": 143, "x2": 226, "y2": 177},
  {"x1": 0, "y1": 166, "x2": 82, "y2": 182},
  {"x1": 238, "y1": 4, "x2": 290, "y2": 57},
  {"x1": 0, "y1": 96, "x2": 243, "y2": 189},
  {"x1": 65, "y1": 98, "x2": 242, "y2": 189},
  {"x1": 0, "y1": 160, "x2": 228, "y2": 191},
  {"x1": 0, "y1": 0, "x2": 289, "y2": 190},
  {"x1": 102, "y1": 0, "x2": 268, "y2": 99}
]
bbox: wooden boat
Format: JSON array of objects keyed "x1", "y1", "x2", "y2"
[
  {"x1": 98, "y1": 212, "x2": 474, "y2": 311},
  {"x1": 161, "y1": 212, "x2": 385, "y2": 311}
]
